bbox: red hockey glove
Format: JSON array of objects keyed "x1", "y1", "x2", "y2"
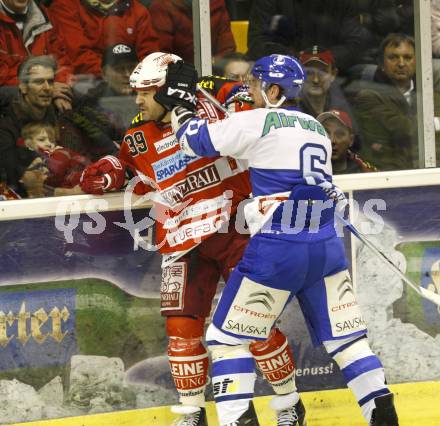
[{"x1": 80, "y1": 155, "x2": 125, "y2": 194}]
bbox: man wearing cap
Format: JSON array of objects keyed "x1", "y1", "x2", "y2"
[
  {"x1": 99, "y1": 43, "x2": 139, "y2": 128},
  {"x1": 299, "y1": 46, "x2": 361, "y2": 150},
  {"x1": 53, "y1": 42, "x2": 138, "y2": 163},
  {"x1": 317, "y1": 109, "x2": 377, "y2": 174},
  {"x1": 68, "y1": 43, "x2": 139, "y2": 151},
  {"x1": 100, "y1": 44, "x2": 138, "y2": 97},
  {"x1": 299, "y1": 47, "x2": 352, "y2": 116}
]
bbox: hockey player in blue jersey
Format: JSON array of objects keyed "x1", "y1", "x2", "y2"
[{"x1": 155, "y1": 55, "x2": 399, "y2": 426}]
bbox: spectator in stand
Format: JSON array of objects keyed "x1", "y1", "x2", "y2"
[
  {"x1": 55, "y1": 47, "x2": 131, "y2": 162},
  {"x1": 352, "y1": 1, "x2": 414, "y2": 81},
  {"x1": 20, "y1": 122, "x2": 89, "y2": 196},
  {"x1": 21, "y1": 122, "x2": 58, "y2": 155},
  {"x1": 317, "y1": 109, "x2": 377, "y2": 174},
  {"x1": 79, "y1": 44, "x2": 138, "y2": 137},
  {"x1": 18, "y1": 156, "x2": 48, "y2": 198},
  {"x1": 149, "y1": 0, "x2": 236, "y2": 64},
  {"x1": 354, "y1": 33, "x2": 417, "y2": 171},
  {"x1": 0, "y1": 0, "x2": 74, "y2": 111},
  {"x1": 0, "y1": 55, "x2": 117, "y2": 198},
  {"x1": 213, "y1": 52, "x2": 252, "y2": 81},
  {"x1": 246, "y1": 0, "x2": 368, "y2": 75},
  {"x1": 19, "y1": 122, "x2": 56, "y2": 198},
  {"x1": 0, "y1": 56, "x2": 58, "y2": 197},
  {"x1": 299, "y1": 46, "x2": 361, "y2": 150},
  {"x1": 100, "y1": 44, "x2": 138, "y2": 96},
  {"x1": 45, "y1": 0, "x2": 159, "y2": 77}
]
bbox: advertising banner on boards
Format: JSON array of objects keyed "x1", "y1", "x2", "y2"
[{"x1": 0, "y1": 185, "x2": 439, "y2": 423}]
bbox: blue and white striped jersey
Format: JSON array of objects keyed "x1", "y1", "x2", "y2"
[
  {"x1": 178, "y1": 107, "x2": 333, "y2": 197},
  {"x1": 177, "y1": 106, "x2": 338, "y2": 238}
]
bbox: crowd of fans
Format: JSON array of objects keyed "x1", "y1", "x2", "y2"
[{"x1": 0, "y1": 0, "x2": 438, "y2": 199}]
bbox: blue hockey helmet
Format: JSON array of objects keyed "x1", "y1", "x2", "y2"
[{"x1": 251, "y1": 54, "x2": 305, "y2": 107}]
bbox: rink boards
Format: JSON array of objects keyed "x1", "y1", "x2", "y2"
[
  {"x1": 1, "y1": 169, "x2": 440, "y2": 425},
  {"x1": 9, "y1": 381, "x2": 440, "y2": 426}
]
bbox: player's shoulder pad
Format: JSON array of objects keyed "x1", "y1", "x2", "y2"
[
  {"x1": 198, "y1": 75, "x2": 236, "y2": 97},
  {"x1": 130, "y1": 112, "x2": 146, "y2": 129}
]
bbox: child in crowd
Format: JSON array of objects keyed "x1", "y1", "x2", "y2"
[{"x1": 19, "y1": 122, "x2": 90, "y2": 197}]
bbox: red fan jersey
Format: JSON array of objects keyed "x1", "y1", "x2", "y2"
[{"x1": 119, "y1": 83, "x2": 251, "y2": 262}]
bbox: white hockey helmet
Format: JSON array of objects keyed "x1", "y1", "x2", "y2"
[{"x1": 130, "y1": 52, "x2": 182, "y2": 90}]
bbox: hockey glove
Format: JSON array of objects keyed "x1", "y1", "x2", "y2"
[
  {"x1": 223, "y1": 84, "x2": 253, "y2": 108},
  {"x1": 80, "y1": 155, "x2": 125, "y2": 195},
  {"x1": 171, "y1": 106, "x2": 196, "y2": 131},
  {"x1": 154, "y1": 61, "x2": 198, "y2": 111},
  {"x1": 315, "y1": 178, "x2": 348, "y2": 210}
]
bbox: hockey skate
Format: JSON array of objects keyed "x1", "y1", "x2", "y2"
[
  {"x1": 370, "y1": 393, "x2": 399, "y2": 426},
  {"x1": 270, "y1": 392, "x2": 307, "y2": 426},
  {"x1": 171, "y1": 405, "x2": 207, "y2": 426},
  {"x1": 224, "y1": 401, "x2": 260, "y2": 425}
]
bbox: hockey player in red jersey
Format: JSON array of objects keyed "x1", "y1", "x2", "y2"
[{"x1": 81, "y1": 52, "x2": 301, "y2": 426}]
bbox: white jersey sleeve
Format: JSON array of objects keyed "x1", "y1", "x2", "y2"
[
  {"x1": 203, "y1": 109, "x2": 266, "y2": 158},
  {"x1": 178, "y1": 109, "x2": 267, "y2": 160},
  {"x1": 178, "y1": 108, "x2": 332, "y2": 182}
]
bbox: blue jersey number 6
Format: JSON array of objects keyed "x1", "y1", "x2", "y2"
[{"x1": 299, "y1": 143, "x2": 329, "y2": 179}]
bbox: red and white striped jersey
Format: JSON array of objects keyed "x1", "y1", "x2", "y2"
[{"x1": 119, "y1": 83, "x2": 251, "y2": 262}]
